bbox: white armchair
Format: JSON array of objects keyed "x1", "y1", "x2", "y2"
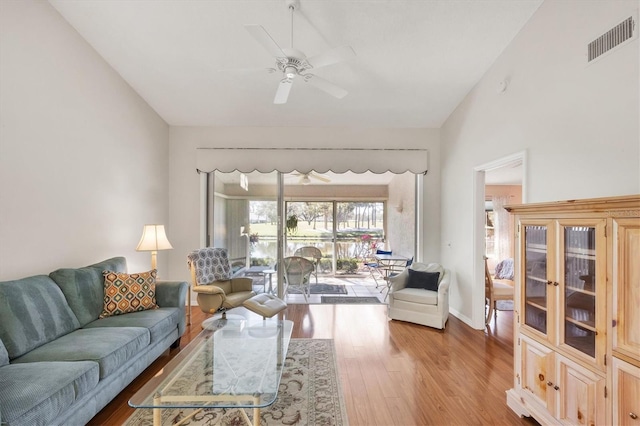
[{"x1": 387, "y1": 262, "x2": 450, "y2": 330}]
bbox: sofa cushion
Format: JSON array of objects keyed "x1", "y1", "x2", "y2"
[
  {"x1": 49, "y1": 257, "x2": 127, "y2": 327},
  {"x1": 0, "y1": 275, "x2": 81, "y2": 359},
  {"x1": 100, "y1": 270, "x2": 158, "y2": 318},
  {"x1": 406, "y1": 269, "x2": 440, "y2": 291},
  {"x1": 0, "y1": 339, "x2": 8, "y2": 367},
  {"x1": 84, "y1": 307, "x2": 181, "y2": 344},
  {"x1": 0, "y1": 361, "x2": 99, "y2": 426},
  {"x1": 12, "y1": 327, "x2": 150, "y2": 379},
  {"x1": 393, "y1": 287, "x2": 439, "y2": 305}
]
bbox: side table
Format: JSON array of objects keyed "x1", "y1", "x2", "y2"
[{"x1": 263, "y1": 269, "x2": 276, "y2": 294}]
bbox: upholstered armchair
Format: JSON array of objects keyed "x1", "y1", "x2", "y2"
[
  {"x1": 387, "y1": 262, "x2": 451, "y2": 329},
  {"x1": 187, "y1": 248, "x2": 256, "y2": 326}
]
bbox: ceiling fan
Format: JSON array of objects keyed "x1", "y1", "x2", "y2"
[
  {"x1": 242, "y1": 0, "x2": 356, "y2": 104},
  {"x1": 290, "y1": 172, "x2": 331, "y2": 185}
]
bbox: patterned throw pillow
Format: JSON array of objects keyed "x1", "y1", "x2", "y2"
[{"x1": 100, "y1": 270, "x2": 158, "y2": 318}]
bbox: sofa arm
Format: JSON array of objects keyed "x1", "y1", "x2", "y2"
[
  {"x1": 193, "y1": 284, "x2": 225, "y2": 294},
  {"x1": 437, "y1": 271, "x2": 451, "y2": 306},
  {"x1": 389, "y1": 269, "x2": 409, "y2": 293},
  {"x1": 155, "y1": 280, "x2": 188, "y2": 309}
]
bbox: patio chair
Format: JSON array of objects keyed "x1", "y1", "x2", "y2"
[
  {"x1": 364, "y1": 249, "x2": 392, "y2": 288},
  {"x1": 294, "y1": 246, "x2": 322, "y2": 284},
  {"x1": 283, "y1": 256, "x2": 314, "y2": 302}
]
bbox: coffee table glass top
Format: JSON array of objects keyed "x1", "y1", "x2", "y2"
[{"x1": 129, "y1": 318, "x2": 293, "y2": 410}]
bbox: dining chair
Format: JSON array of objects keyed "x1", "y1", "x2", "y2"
[{"x1": 485, "y1": 256, "x2": 514, "y2": 324}]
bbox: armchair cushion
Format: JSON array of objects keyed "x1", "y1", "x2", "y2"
[
  {"x1": 392, "y1": 288, "x2": 438, "y2": 305},
  {"x1": 406, "y1": 269, "x2": 440, "y2": 291},
  {"x1": 223, "y1": 291, "x2": 256, "y2": 309}
]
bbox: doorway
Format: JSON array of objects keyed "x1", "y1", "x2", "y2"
[{"x1": 473, "y1": 152, "x2": 526, "y2": 329}]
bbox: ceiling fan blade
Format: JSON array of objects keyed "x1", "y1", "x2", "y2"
[
  {"x1": 244, "y1": 25, "x2": 287, "y2": 58},
  {"x1": 306, "y1": 45, "x2": 356, "y2": 69},
  {"x1": 310, "y1": 172, "x2": 331, "y2": 183},
  {"x1": 217, "y1": 67, "x2": 276, "y2": 75},
  {"x1": 274, "y1": 79, "x2": 293, "y2": 104},
  {"x1": 303, "y1": 74, "x2": 348, "y2": 99}
]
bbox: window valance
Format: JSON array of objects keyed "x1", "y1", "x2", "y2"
[{"x1": 196, "y1": 148, "x2": 428, "y2": 174}]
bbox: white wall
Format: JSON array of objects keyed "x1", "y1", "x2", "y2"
[
  {"x1": 0, "y1": 0, "x2": 170, "y2": 280},
  {"x1": 440, "y1": 1, "x2": 639, "y2": 328},
  {"x1": 168, "y1": 127, "x2": 441, "y2": 282},
  {"x1": 387, "y1": 173, "x2": 416, "y2": 258}
]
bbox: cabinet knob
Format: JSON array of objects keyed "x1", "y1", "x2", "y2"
[
  {"x1": 546, "y1": 280, "x2": 553, "y2": 285},
  {"x1": 630, "y1": 412, "x2": 638, "y2": 420},
  {"x1": 546, "y1": 381, "x2": 552, "y2": 386},
  {"x1": 553, "y1": 385, "x2": 559, "y2": 391},
  {"x1": 553, "y1": 281, "x2": 559, "y2": 286}
]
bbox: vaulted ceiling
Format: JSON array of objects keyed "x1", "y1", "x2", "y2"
[{"x1": 49, "y1": 0, "x2": 542, "y2": 128}]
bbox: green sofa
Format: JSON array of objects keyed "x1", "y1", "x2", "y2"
[{"x1": 0, "y1": 257, "x2": 188, "y2": 426}]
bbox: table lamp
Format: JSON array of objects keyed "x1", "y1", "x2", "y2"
[{"x1": 135, "y1": 224, "x2": 173, "y2": 270}]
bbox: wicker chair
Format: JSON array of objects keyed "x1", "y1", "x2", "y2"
[
  {"x1": 282, "y1": 256, "x2": 314, "y2": 302},
  {"x1": 293, "y1": 246, "x2": 322, "y2": 284}
]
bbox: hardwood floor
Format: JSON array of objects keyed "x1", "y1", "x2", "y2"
[{"x1": 89, "y1": 305, "x2": 538, "y2": 425}]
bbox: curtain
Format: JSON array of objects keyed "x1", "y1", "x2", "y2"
[{"x1": 492, "y1": 195, "x2": 512, "y2": 261}]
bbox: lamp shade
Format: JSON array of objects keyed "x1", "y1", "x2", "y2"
[{"x1": 136, "y1": 225, "x2": 173, "y2": 252}]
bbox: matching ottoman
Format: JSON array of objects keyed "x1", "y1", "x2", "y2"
[{"x1": 243, "y1": 294, "x2": 288, "y2": 319}]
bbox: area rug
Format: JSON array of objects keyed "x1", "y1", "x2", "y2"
[
  {"x1": 124, "y1": 339, "x2": 348, "y2": 426},
  {"x1": 309, "y1": 283, "x2": 348, "y2": 295},
  {"x1": 321, "y1": 296, "x2": 380, "y2": 304}
]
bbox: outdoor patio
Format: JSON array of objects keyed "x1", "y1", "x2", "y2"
[{"x1": 249, "y1": 273, "x2": 389, "y2": 304}]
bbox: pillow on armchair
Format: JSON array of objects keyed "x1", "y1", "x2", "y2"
[{"x1": 406, "y1": 269, "x2": 440, "y2": 291}]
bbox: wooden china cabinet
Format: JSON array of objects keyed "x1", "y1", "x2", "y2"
[{"x1": 505, "y1": 195, "x2": 639, "y2": 426}]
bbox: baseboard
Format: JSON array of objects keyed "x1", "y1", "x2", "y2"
[{"x1": 449, "y1": 307, "x2": 475, "y2": 329}]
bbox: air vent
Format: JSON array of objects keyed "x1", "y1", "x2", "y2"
[{"x1": 587, "y1": 15, "x2": 636, "y2": 63}]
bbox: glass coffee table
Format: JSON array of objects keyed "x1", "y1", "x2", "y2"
[{"x1": 129, "y1": 318, "x2": 293, "y2": 426}]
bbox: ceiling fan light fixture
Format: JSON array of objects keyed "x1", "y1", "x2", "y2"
[{"x1": 285, "y1": 66, "x2": 297, "y2": 79}]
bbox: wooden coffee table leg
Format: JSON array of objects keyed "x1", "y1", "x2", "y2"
[
  {"x1": 153, "y1": 392, "x2": 162, "y2": 426},
  {"x1": 254, "y1": 395, "x2": 261, "y2": 426}
]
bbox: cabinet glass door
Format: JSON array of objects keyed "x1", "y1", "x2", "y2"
[
  {"x1": 524, "y1": 225, "x2": 549, "y2": 334},
  {"x1": 562, "y1": 226, "x2": 597, "y2": 357}
]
